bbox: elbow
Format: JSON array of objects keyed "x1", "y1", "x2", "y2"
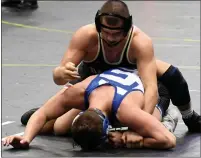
[
  {"x1": 158, "y1": 134, "x2": 176, "y2": 149},
  {"x1": 167, "y1": 134, "x2": 176, "y2": 149},
  {"x1": 34, "y1": 109, "x2": 48, "y2": 121}
]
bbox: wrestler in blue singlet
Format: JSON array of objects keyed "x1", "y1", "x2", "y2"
[{"x1": 84, "y1": 67, "x2": 144, "y2": 115}]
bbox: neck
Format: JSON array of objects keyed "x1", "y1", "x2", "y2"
[{"x1": 88, "y1": 106, "x2": 110, "y2": 118}]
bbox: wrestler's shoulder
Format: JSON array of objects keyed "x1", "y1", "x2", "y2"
[
  {"x1": 75, "y1": 23, "x2": 97, "y2": 38},
  {"x1": 131, "y1": 26, "x2": 153, "y2": 48}
]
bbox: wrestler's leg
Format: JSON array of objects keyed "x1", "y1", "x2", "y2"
[
  {"x1": 40, "y1": 75, "x2": 95, "y2": 135},
  {"x1": 38, "y1": 109, "x2": 81, "y2": 135},
  {"x1": 156, "y1": 59, "x2": 201, "y2": 132},
  {"x1": 53, "y1": 109, "x2": 81, "y2": 136}
]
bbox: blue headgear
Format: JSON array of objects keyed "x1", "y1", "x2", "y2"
[{"x1": 93, "y1": 108, "x2": 111, "y2": 141}]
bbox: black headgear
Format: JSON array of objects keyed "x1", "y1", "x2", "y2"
[{"x1": 95, "y1": 10, "x2": 132, "y2": 33}]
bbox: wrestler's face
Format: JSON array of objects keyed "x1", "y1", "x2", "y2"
[{"x1": 100, "y1": 16, "x2": 126, "y2": 47}]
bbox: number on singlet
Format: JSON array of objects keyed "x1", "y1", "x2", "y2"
[{"x1": 99, "y1": 69, "x2": 137, "y2": 86}]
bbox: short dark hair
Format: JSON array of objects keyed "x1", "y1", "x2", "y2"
[
  {"x1": 71, "y1": 110, "x2": 103, "y2": 150},
  {"x1": 100, "y1": 0, "x2": 130, "y2": 18}
]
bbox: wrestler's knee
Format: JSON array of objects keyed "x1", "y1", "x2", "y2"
[
  {"x1": 158, "y1": 65, "x2": 190, "y2": 106},
  {"x1": 53, "y1": 109, "x2": 81, "y2": 136},
  {"x1": 53, "y1": 118, "x2": 71, "y2": 136},
  {"x1": 156, "y1": 59, "x2": 171, "y2": 77}
]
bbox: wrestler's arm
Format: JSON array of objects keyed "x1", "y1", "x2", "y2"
[
  {"x1": 3, "y1": 77, "x2": 94, "y2": 149},
  {"x1": 22, "y1": 89, "x2": 80, "y2": 144},
  {"x1": 118, "y1": 106, "x2": 176, "y2": 149},
  {"x1": 134, "y1": 34, "x2": 158, "y2": 114},
  {"x1": 53, "y1": 25, "x2": 90, "y2": 85},
  {"x1": 22, "y1": 76, "x2": 94, "y2": 144}
]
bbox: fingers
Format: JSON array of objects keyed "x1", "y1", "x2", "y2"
[
  {"x1": 126, "y1": 140, "x2": 142, "y2": 148},
  {"x1": 121, "y1": 131, "x2": 144, "y2": 149},
  {"x1": 121, "y1": 134, "x2": 126, "y2": 144},
  {"x1": 8, "y1": 137, "x2": 15, "y2": 146},
  {"x1": 63, "y1": 62, "x2": 80, "y2": 79},
  {"x1": 108, "y1": 132, "x2": 115, "y2": 138},
  {"x1": 4, "y1": 136, "x2": 11, "y2": 146},
  {"x1": 108, "y1": 131, "x2": 122, "y2": 139},
  {"x1": 2, "y1": 136, "x2": 29, "y2": 149},
  {"x1": 64, "y1": 69, "x2": 80, "y2": 78},
  {"x1": 2, "y1": 136, "x2": 13, "y2": 147},
  {"x1": 108, "y1": 132, "x2": 124, "y2": 148},
  {"x1": 64, "y1": 62, "x2": 78, "y2": 72}
]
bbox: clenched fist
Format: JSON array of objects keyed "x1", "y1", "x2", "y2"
[
  {"x1": 121, "y1": 131, "x2": 144, "y2": 148},
  {"x1": 108, "y1": 131, "x2": 123, "y2": 148},
  {"x1": 53, "y1": 62, "x2": 81, "y2": 85}
]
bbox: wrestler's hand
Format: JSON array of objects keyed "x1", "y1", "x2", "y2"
[
  {"x1": 2, "y1": 136, "x2": 30, "y2": 149},
  {"x1": 58, "y1": 62, "x2": 81, "y2": 81},
  {"x1": 108, "y1": 131, "x2": 123, "y2": 148},
  {"x1": 122, "y1": 131, "x2": 143, "y2": 148}
]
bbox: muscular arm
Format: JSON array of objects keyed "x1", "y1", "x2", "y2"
[
  {"x1": 118, "y1": 106, "x2": 176, "y2": 149},
  {"x1": 23, "y1": 76, "x2": 93, "y2": 144},
  {"x1": 23, "y1": 89, "x2": 74, "y2": 143},
  {"x1": 134, "y1": 34, "x2": 158, "y2": 114},
  {"x1": 53, "y1": 25, "x2": 90, "y2": 85}
]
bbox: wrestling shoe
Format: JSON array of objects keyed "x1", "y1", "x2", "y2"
[
  {"x1": 183, "y1": 111, "x2": 201, "y2": 133},
  {"x1": 162, "y1": 108, "x2": 179, "y2": 133},
  {"x1": 21, "y1": 108, "x2": 39, "y2": 125},
  {"x1": 17, "y1": 1, "x2": 38, "y2": 10}
]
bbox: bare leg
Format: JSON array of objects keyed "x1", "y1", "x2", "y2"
[
  {"x1": 39, "y1": 119, "x2": 56, "y2": 135},
  {"x1": 53, "y1": 109, "x2": 81, "y2": 135},
  {"x1": 156, "y1": 59, "x2": 171, "y2": 77},
  {"x1": 38, "y1": 108, "x2": 81, "y2": 136},
  {"x1": 156, "y1": 59, "x2": 200, "y2": 132}
]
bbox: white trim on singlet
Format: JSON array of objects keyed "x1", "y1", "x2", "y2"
[
  {"x1": 127, "y1": 25, "x2": 136, "y2": 65},
  {"x1": 83, "y1": 33, "x2": 100, "y2": 63},
  {"x1": 101, "y1": 27, "x2": 133, "y2": 65}
]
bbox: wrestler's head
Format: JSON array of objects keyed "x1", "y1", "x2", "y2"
[
  {"x1": 71, "y1": 108, "x2": 110, "y2": 150},
  {"x1": 95, "y1": 0, "x2": 132, "y2": 47}
]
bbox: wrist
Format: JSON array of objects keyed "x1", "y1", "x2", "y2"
[{"x1": 23, "y1": 135, "x2": 32, "y2": 144}]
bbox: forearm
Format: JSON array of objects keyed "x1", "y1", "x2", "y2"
[
  {"x1": 143, "y1": 134, "x2": 176, "y2": 149},
  {"x1": 143, "y1": 85, "x2": 158, "y2": 114},
  {"x1": 23, "y1": 111, "x2": 48, "y2": 143},
  {"x1": 121, "y1": 130, "x2": 175, "y2": 149}
]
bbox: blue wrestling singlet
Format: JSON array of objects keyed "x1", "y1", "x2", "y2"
[{"x1": 84, "y1": 67, "x2": 144, "y2": 115}]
